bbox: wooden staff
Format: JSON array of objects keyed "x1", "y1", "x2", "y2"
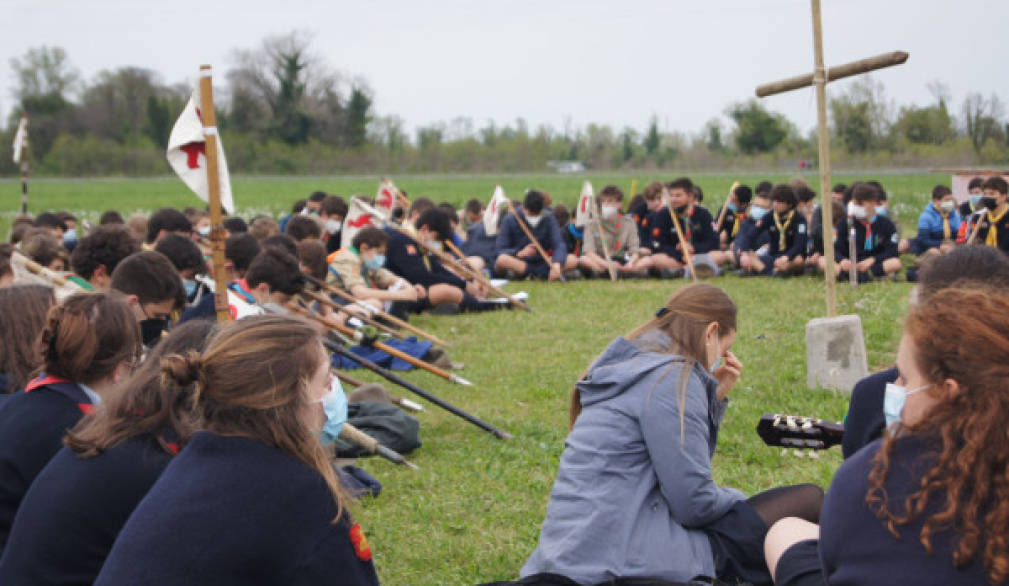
[
  {"x1": 333, "y1": 370, "x2": 424, "y2": 412},
  {"x1": 755, "y1": 51, "x2": 909, "y2": 98},
  {"x1": 302, "y1": 274, "x2": 450, "y2": 347},
  {"x1": 321, "y1": 337, "x2": 511, "y2": 439},
  {"x1": 715, "y1": 181, "x2": 741, "y2": 236},
  {"x1": 339, "y1": 422, "x2": 418, "y2": 469},
  {"x1": 287, "y1": 302, "x2": 474, "y2": 386},
  {"x1": 506, "y1": 201, "x2": 563, "y2": 282},
  {"x1": 198, "y1": 65, "x2": 231, "y2": 323},
  {"x1": 668, "y1": 207, "x2": 699, "y2": 282},
  {"x1": 629, "y1": 179, "x2": 639, "y2": 198},
  {"x1": 17, "y1": 116, "x2": 29, "y2": 215},
  {"x1": 847, "y1": 216, "x2": 858, "y2": 287},
  {"x1": 300, "y1": 289, "x2": 408, "y2": 342},
  {"x1": 442, "y1": 239, "x2": 532, "y2": 312},
  {"x1": 11, "y1": 249, "x2": 84, "y2": 290},
  {"x1": 589, "y1": 202, "x2": 618, "y2": 281}
]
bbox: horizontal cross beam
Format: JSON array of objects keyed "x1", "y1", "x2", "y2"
[{"x1": 755, "y1": 50, "x2": 908, "y2": 98}]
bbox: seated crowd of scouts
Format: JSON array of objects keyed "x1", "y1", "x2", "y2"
[{"x1": 0, "y1": 171, "x2": 1007, "y2": 585}]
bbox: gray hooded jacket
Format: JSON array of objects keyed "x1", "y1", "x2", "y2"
[{"x1": 521, "y1": 334, "x2": 744, "y2": 584}]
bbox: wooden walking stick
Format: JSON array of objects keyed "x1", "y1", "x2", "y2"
[
  {"x1": 12, "y1": 115, "x2": 29, "y2": 214},
  {"x1": 10, "y1": 249, "x2": 85, "y2": 291},
  {"x1": 287, "y1": 302, "x2": 474, "y2": 386},
  {"x1": 332, "y1": 369, "x2": 424, "y2": 412},
  {"x1": 442, "y1": 239, "x2": 532, "y2": 312},
  {"x1": 590, "y1": 206, "x2": 618, "y2": 282},
  {"x1": 339, "y1": 423, "x2": 419, "y2": 469},
  {"x1": 302, "y1": 274, "x2": 451, "y2": 348},
  {"x1": 300, "y1": 289, "x2": 409, "y2": 342},
  {"x1": 506, "y1": 201, "x2": 564, "y2": 282},
  {"x1": 668, "y1": 207, "x2": 699, "y2": 282},
  {"x1": 198, "y1": 65, "x2": 232, "y2": 323},
  {"x1": 715, "y1": 181, "x2": 741, "y2": 237},
  {"x1": 847, "y1": 215, "x2": 858, "y2": 287},
  {"x1": 322, "y1": 337, "x2": 512, "y2": 439}
]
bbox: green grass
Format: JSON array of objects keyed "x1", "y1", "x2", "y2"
[{"x1": 2, "y1": 172, "x2": 937, "y2": 584}]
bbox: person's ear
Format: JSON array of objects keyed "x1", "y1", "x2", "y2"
[
  {"x1": 705, "y1": 322, "x2": 719, "y2": 343},
  {"x1": 942, "y1": 378, "x2": 965, "y2": 400},
  {"x1": 254, "y1": 282, "x2": 270, "y2": 295},
  {"x1": 93, "y1": 264, "x2": 108, "y2": 279},
  {"x1": 124, "y1": 294, "x2": 140, "y2": 307}
]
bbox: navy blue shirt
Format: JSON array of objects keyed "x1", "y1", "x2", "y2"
[
  {"x1": 737, "y1": 210, "x2": 808, "y2": 259},
  {"x1": 650, "y1": 205, "x2": 718, "y2": 257},
  {"x1": 95, "y1": 431, "x2": 379, "y2": 586},
  {"x1": 495, "y1": 211, "x2": 567, "y2": 264},
  {"x1": 834, "y1": 215, "x2": 899, "y2": 262},
  {"x1": 0, "y1": 376, "x2": 95, "y2": 553},
  {"x1": 0, "y1": 435, "x2": 173, "y2": 585},
  {"x1": 820, "y1": 435, "x2": 988, "y2": 585},
  {"x1": 462, "y1": 222, "x2": 498, "y2": 268},
  {"x1": 842, "y1": 368, "x2": 896, "y2": 459},
  {"x1": 384, "y1": 228, "x2": 465, "y2": 290}
]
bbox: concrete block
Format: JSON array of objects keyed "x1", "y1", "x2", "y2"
[{"x1": 806, "y1": 314, "x2": 869, "y2": 393}]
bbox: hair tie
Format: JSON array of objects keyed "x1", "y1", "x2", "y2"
[{"x1": 655, "y1": 307, "x2": 670, "y2": 318}]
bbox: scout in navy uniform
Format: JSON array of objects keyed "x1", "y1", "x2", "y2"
[
  {"x1": 649, "y1": 177, "x2": 719, "y2": 278},
  {"x1": 326, "y1": 227, "x2": 419, "y2": 312},
  {"x1": 385, "y1": 208, "x2": 492, "y2": 313},
  {"x1": 972, "y1": 176, "x2": 1009, "y2": 254},
  {"x1": 820, "y1": 183, "x2": 902, "y2": 281},
  {"x1": 0, "y1": 321, "x2": 216, "y2": 585},
  {"x1": 108, "y1": 251, "x2": 186, "y2": 348},
  {"x1": 0, "y1": 293, "x2": 141, "y2": 554},
  {"x1": 737, "y1": 184, "x2": 808, "y2": 276},
  {"x1": 95, "y1": 316, "x2": 380, "y2": 586},
  {"x1": 494, "y1": 189, "x2": 571, "y2": 281},
  {"x1": 715, "y1": 184, "x2": 753, "y2": 252},
  {"x1": 630, "y1": 182, "x2": 665, "y2": 257}
]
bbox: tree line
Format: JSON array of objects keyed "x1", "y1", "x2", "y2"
[{"x1": 2, "y1": 34, "x2": 1007, "y2": 177}]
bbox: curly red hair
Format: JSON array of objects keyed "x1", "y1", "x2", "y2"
[{"x1": 867, "y1": 287, "x2": 1009, "y2": 584}]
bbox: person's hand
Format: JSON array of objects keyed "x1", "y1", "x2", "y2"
[
  {"x1": 773, "y1": 256, "x2": 789, "y2": 271},
  {"x1": 415, "y1": 284, "x2": 428, "y2": 300},
  {"x1": 714, "y1": 351, "x2": 742, "y2": 402},
  {"x1": 549, "y1": 263, "x2": 562, "y2": 281},
  {"x1": 939, "y1": 241, "x2": 955, "y2": 254},
  {"x1": 466, "y1": 280, "x2": 487, "y2": 299},
  {"x1": 677, "y1": 242, "x2": 694, "y2": 255},
  {"x1": 740, "y1": 253, "x2": 753, "y2": 270},
  {"x1": 856, "y1": 257, "x2": 875, "y2": 272},
  {"x1": 518, "y1": 244, "x2": 537, "y2": 259}
]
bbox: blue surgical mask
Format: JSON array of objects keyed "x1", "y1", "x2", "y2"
[
  {"x1": 748, "y1": 205, "x2": 768, "y2": 220},
  {"x1": 708, "y1": 337, "x2": 724, "y2": 373},
  {"x1": 970, "y1": 194, "x2": 983, "y2": 208},
  {"x1": 63, "y1": 228, "x2": 78, "y2": 246},
  {"x1": 727, "y1": 203, "x2": 738, "y2": 213},
  {"x1": 883, "y1": 382, "x2": 930, "y2": 428},
  {"x1": 183, "y1": 279, "x2": 198, "y2": 297},
  {"x1": 877, "y1": 207, "x2": 888, "y2": 217},
  {"x1": 363, "y1": 254, "x2": 386, "y2": 271},
  {"x1": 318, "y1": 377, "x2": 348, "y2": 446}
]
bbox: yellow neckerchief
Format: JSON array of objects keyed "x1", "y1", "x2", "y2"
[
  {"x1": 934, "y1": 202, "x2": 951, "y2": 240},
  {"x1": 986, "y1": 204, "x2": 1008, "y2": 247},
  {"x1": 772, "y1": 209, "x2": 795, "y2": 250},
  {"x1": 731, "y1": 211, "x2": 745, "y2": 238}
]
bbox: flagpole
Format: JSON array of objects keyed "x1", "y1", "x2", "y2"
[
  {"x1": 17, "y1": 115, "x2": 28, "y2": 214},
  {"x1": 198, "y1": 65, "x2": 231, "y2": 323}
]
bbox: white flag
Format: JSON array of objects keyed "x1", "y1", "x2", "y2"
[
  {"x1": 575, "y1": 181, "x2": 595, "y2": 227},
  {"x1": 341, "y1": 197, "x2": 386, "y2": 249},
  {"x1": 374, "y1": 178, "x2": 398, "y2": 220},
  {"x1": 483, "y1": 185, "x2": 510, "y2": 236},
  {"x1": 11, "y1": 116, "x2": 28, "y2": 164},
  {"x1": 166, "y1": 84, "x2": 235, "y2": 214}
]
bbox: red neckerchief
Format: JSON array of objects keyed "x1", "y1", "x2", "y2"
[{"x1": 25, "y1": 374, "x2": 94, "y2": 414}]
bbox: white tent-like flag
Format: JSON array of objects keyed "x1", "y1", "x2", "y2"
[
  {"x1": 11, "y1": 116, "x2": 28, "y2": 164},
  {"x1": 166, "y1": 84, "x2": 235, "y2": 214},
  {"x1": 574, "y1": 180, "x2": 596, "y2": 227},
  {"x1": 341, "y1": 197, "x2": 386, "y2": 249},
  {"x1": 483, "y1": 185, "x2": 510, "y2": 236},
  {"x1": 374, "y1": 178, "x2": 399, "y2": 220}
]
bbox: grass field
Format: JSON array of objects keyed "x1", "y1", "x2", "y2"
[{"x1": 4, "y1": 171, "x2": 941, "y2": 584}]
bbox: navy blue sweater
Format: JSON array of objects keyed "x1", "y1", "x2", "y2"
[
  {"x1": 820, "y1": 435, "x2": 988, "y2": 585},
  {"x1": 841, "y1": 368, "x2": 896, "y2": 459},
  {"x1": 462, "y1": 222, "x2": 499, "y2": 268},
  {"x1": 736, "y1": 210, "x2": 808, "y2": 259},
  {"x1": 495, "y1": 212, "x2": 567, "y2": 264},
  {"x1": 650, "y1": 205, "x2": 718, "y2": 256},
  {"x1": 0, "y1": 435, "x2": 172, "y2": 585},
  {"x1": 384, "y1": 228, "x2": 465, "y2": 290},
  {"x1": 0, "y1": 376, "x2": 95, "y2": 554},
  {"x1": 833, "y1": 215, "x2": 899, "y2": 262},
  {"x1": 95, "y1": 431, "x2": 379, "y2": 586}
]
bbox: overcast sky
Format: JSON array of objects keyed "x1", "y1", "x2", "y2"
[{"x1": 2, "y1": 0, "x2": 1005, "y2": 138}]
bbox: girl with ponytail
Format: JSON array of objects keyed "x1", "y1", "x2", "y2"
[
  {"x1": 524, "y1": 283, "x2": 822, "y2": 586},
  {"x1": 95, "y1": 315, "x2": 378, "y2": 586}
]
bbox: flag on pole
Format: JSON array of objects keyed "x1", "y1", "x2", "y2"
[
  {"x1": 341, "y1": 196, "x2": 386, "y2": 249},
  {"x1": 483, "y1": 185, "x2": 510, "y2": 236},
  {"x1": 375, "y1": 178, "x2": 398, "y2": 220},
  {"x1": 575, "y1": 181, "x2": 595, "y2": 227},
  {"x1": 11, "y1": 116, "x2": 28, "y2": 164},
  {"x1": 167, "y1": 84, "x2": 235, "y2": 214}
]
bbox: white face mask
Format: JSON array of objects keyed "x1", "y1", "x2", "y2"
[
  {"x1": 883, "y1": 382, "x2": 931, "y2": 428},
  {"x1": 426, "y1": 240, "x2": 443, "y2": 253},
  {"x1": 197, "y1": 225, "x2": 211, "y2": 237},
  {"x1": 939, "y1": 201, "x2": 955, "y2": 213},
  {"x1": 601, "y1": 205, "x2": 620, "y2": 220},
  {"x1": 848, "y1": 202, "x2": 868, "y2": 219},
  {"x1": 325, "y1": 219, "x2": 342, "y2": 234},
  {"x1": 526, "y1": 214, "x2": 543, "y2": 228}
]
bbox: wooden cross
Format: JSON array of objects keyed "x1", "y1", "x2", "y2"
[{"x1": 755, "y1": 0, "x2": 908, "y2": 317}]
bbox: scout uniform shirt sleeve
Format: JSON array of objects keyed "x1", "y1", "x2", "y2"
[
  {"x1": 327, "y1": 250, "x2": 366, "y2": 293},
  {"x1": 370, "y1": 267, "x2": 400, "y2": 289}
]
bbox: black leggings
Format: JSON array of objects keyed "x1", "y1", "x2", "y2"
[{"x1": 705, "y1": 483, "x2": 824, "y2": 586}]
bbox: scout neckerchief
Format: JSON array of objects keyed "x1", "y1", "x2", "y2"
[
  {"x1": 349, "y1": 245, "x2": 377, "y2": 289},
  {"x1": 228, "y1": 279, "x2": 256, "y2": 304},
  {"x1": 935, "y1": 202, "x2": 952, "y2": 240},
  {"x1": 986, "y1": 204, "x2": 1008, "y2": 248},
  {"x1": 731, "y1": 211, "x2": 745, "y2": 238},
  {"x1": 860, "y1": 217, "x2": 875, "y2": 252},
  {"x1": 600, "y1": 216, "x2": 624, "y2": 255},
  {"x1": 675, "y1": 205, "x2": 693, "y2": 243},
  {"x1": 772, "y1": 209, "x2": 795, "y2": 250}
]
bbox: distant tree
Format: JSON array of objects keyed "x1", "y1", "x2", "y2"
[
  {"x1": 618, "y1": 127, "x2": 637, "y2": 162},
  {"x1": 727, "y1": 100, "x2": 788, "y2": 154},
  {"x1": 644, "y1": 116, "x2": 660, "y2": 155},
  {"x1": 829, "y1": 76, "x2": 892, "y2": 153},
  {"x1": 143, "y1": 96, "x2": 173, "y2": 148},
  {"x1": 78, "y1": 67, "x2": 172, "y2": 143},
  {"x1": 962, "y1": 93, "x2": 1005, "y2": 153},
  {"x1": 704, "y1": 119, "x2": 724, "y2": 152},
  {"x1": 8, "y1": 46, "x2": 81, "y2": 159},
  {"x1": 343, "y1": 85, "x2": 372, "y2": 148}
]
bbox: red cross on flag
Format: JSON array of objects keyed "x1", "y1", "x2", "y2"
[
  {"x1": 11, "y1": 116, "x2": 28, "y2": 164},
  {"x1": 575, "y1": 180, "x2": 595, "y2": 227},
  {"x1": 167, "y1": 84, "x2": 235, "y2": 214},
  {"x1": 483, "y1": 184, "x2": 510, "y2": 236},
  {"x1": 374, "y1": 178, "x2": 399, "y2": 220},
  {"x1": 341, "y1": 196, "x2": 386, "y2": 249}
]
